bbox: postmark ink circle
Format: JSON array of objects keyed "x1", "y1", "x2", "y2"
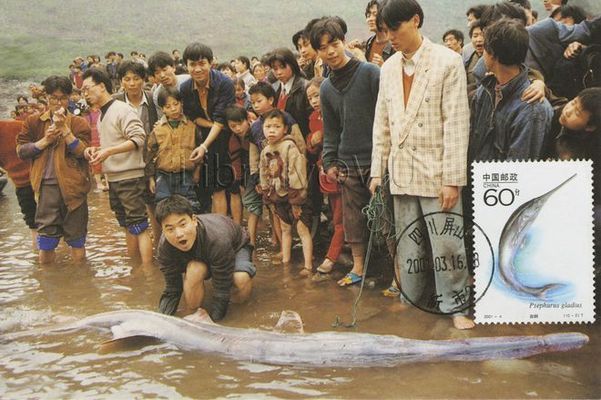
[{"x1": 394, "y1": 211, "x2": 494, "y2": 315}]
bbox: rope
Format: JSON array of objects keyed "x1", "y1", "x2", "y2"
[{"x1": 332, "y1": 176, "x2": 395, "y2": 329}]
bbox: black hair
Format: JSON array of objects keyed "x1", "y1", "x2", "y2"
[
  {"x1": 480, "y1": 2, "x2": 527, "y2": 28},
  {"x1": 156, "y1": 86, "x2": 182, "y2": 108},
  {"x1": 117, "y1": 60, "x2": 147, "y2": 80},
  {"x1": 155, "y1": 195, "x2": 194, "y2": 225},
  {"x1": 105, "y1": 51, "x2": 116, "y2": 58},
  {"x1": 225, "y1": 105, "x2": 249, "y2": 123},
  {"x1": 466, "y1": 4, "x2": 488, "y2": 19},
  {"x1": 365, "y1": 0, "x2": 379, "y2": 16},
  {"x1": 469, "y1": 19, "x2": 485, "y2": 37},
  {"x1": 117, "y1": 53, "x2": 124, "y2": 59},
  {"x1": 147, "y1": 51, "x2": 175, "y2": 75},
  {"x1": 443, "y1": 29, "x2": 465, "y2": 46},
  {"x1": 248, "y1": 81, "x2": 276, "y2": 102},
  {"x1": 292, "y1": 30, "x2": 308, "y2": 50},
  {"x1": 379, "y1": 0, "x2": 424, "y2": 30},
  {"x1": 172, "y1": 49, "x2": 180, "y2": 55},
  {"x1": 260, "y1": 52, "x2": 272, "y2": 66},
  {"x1": 365, "y1": 0, "x2": 385, "y2": 31},
  {"x1": 82, "y1": 68, "x2": 113, "y2": 94},
  {"x1": 183, "y1": 42, "x2": 214, "y2": 64},
  {"x1": 252, "y1": 63, "x2": 265, "y2": 74},
  {"x1": 578, "y1": 87, "x2": 601, "y2": 129},
  {"x1": 217, "y1": 62, "x2": 235, "y2": 73},
  {"x1": 17, "y1": 95, "x2": 28, "y2": 103},
  {"x1": 309, "y1": 17, "x2": 346, "y2": 50},
  {"x1": 552, "y1": 5, "x2": 588, "y2": 24},
  {"x1": 130, "y1": 51, "x2": 138, "y2": 56},
  {"x1": 508, "y1": 0, "x2": 532, "y2": 10},
  {"x1": 234, "y1": 78, "x2": 246, "y2": 90},
  {"x1": 483, "y1": 18, "x2": 529, "y2": 66},
  {"x1": 237, "y1": 56, "x2": 251, "y2": 70},
  {"x1": 304, "y1": 17, "x2": 323, "y2": 38},
  {"x1": 266, "y1": 48, "x2": 302, "y2": 77},
  {"x1": 263, "y1": 108, "x2": 288, "y2": 125},
  {"x1": 42, "y1": 75, "x2": 73, "y2": 96},
  {"x1": 332, "y1": 16, "x2": 349, "y2": 34}
]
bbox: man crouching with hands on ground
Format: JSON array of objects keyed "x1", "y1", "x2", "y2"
[{"x1": 155, "y1": 195, "x2": 255, "y2": 321}]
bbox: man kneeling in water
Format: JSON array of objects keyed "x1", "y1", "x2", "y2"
[{"x1": 155, "y1": 195, "x2": 255, "y2": 321}]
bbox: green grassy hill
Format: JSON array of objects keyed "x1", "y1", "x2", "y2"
[
  {"x1": 0, "y1": 0, "x2": 505, "y2": 79},
  {"x1": 1, "y1": 0, "x2": 598, "y2": 80}
]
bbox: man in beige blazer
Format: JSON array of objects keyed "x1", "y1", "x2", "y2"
[{"x1": 369, "y1": 0, "x2": 474, "y2": 329}]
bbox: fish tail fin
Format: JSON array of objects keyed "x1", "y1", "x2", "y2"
[
  {"x1": 535, "y1": 283, "x2": 567, "y2": 300},
  {"x1": 98, "y1": 335, "x2": 162, "y2": 354}
]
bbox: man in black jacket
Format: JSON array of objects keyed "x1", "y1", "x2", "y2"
[
  {"x1": 180, "y1": 42, "x2": 236, "y2": 215},
  {"x1": 156, "y1": 195, "x2": 255, "y2": 321}
]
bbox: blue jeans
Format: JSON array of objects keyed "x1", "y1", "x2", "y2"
[{"x1": 155, "y1": 170, "x2": 201, "y2": 212}]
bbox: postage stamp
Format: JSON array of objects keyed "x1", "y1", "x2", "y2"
[{"x1": 472, "y1": 160, "x2": 595, "y2": 324}]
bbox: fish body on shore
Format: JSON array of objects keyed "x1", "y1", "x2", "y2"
[{"x1": 1, "y1": 309, "x2": 589, "y2": 368}]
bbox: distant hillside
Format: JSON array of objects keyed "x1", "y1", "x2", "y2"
[{"x1": 0, "y1": 0, "x2": 598, "y2": 80}]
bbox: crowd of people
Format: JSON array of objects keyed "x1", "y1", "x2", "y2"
[{"x1": 2, "y1": 0, "x2": 600, "y2": 328}]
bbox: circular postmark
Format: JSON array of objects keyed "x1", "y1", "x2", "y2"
[{"x1": 394, "y1": 211, "x2": 495, "y2": 315}]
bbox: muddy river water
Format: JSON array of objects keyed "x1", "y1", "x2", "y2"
[{"x1": 0, "y1": 183, "x2": 599, "y2": 399}]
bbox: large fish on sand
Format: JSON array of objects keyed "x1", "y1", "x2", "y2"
[{"x1": 0, "y1": 309, "x2": 588, "y2": 368}]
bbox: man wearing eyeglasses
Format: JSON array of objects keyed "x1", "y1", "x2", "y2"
[{"x1": 16, "y1": 75, "x2": 92, "y2": 264}]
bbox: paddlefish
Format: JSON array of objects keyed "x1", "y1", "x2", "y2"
[
  {"x1": 498, "y1": 174, "x2": 576, "y2": 300},
  {"x1": 0, "y1": 309, "x2": 588, "y2": 367}
]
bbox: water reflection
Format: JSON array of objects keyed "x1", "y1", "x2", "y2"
[{"x1": 0, "y1": 183, "x2": 599, "y2": 399}]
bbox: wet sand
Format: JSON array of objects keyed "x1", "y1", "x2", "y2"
[{"x1": 0, "y1": 182, "x2": 599, "y2": 399}]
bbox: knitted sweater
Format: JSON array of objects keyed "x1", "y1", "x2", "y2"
[
  {"x1": 320, "y1": 61, "x2": 380, "y2": 171},
  {"x1": 98, "y1": 100, "x2": 146, "y2": 182}
]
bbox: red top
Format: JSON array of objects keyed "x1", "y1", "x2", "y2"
[
  {"x1": 228, "y1": 134, "x2": 250, "y2": 181},
  {"x1": 0, "y1": 120, "x2": 31, "y2": 187},
  {"x1": 85, "y1": 109, "x2": 101, "y2": 147},
  {"x1": 306, "y1": 110, "x2": 323, "y2": 155}
]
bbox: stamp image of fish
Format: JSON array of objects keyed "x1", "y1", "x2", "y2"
[
  {"x1": 472, "y1": 160, "x2": 595, "y2": 324},
  {"x1": 497, "y1": 174, "x2": 576, "y2": 300}
]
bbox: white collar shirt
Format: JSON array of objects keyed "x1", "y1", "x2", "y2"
[{"x1": 401, "y1": 39, "x2": 426, "y2": 76}]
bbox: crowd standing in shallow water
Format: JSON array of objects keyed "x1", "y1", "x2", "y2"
[{"x1": 3, "y1": 0, "x2": 601, "y2": 329}]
